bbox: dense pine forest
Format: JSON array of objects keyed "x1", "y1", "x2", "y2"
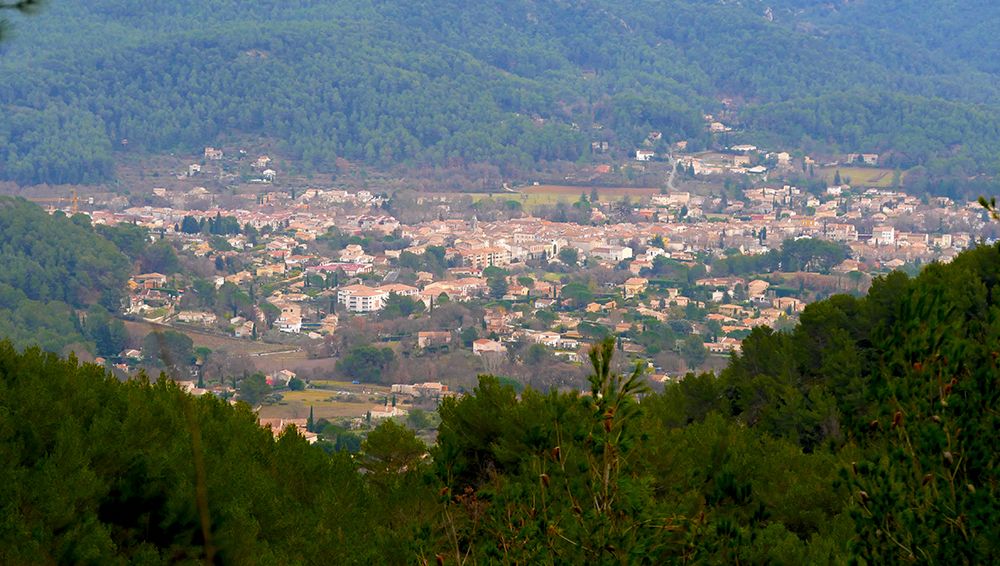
[
  {"x1": 0, "y1": 197, "x2": 136, "y2": 353},
  {"x1": 1, "y1": 240, "x2": 996, "y2": 563},
  {"x1": 1, "y1": 0, "x2": 999, "y2": 196}
]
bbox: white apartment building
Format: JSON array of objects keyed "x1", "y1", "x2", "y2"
[
  {"x1": 338, "y1": 284, "x2": 389, "y2": 313},
  {"x1": 872, "y1": 225, "x2": 896, "y2": 246}
]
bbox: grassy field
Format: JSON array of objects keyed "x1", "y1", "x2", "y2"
[
  {"x1": 520, "y1": 184, "x2": 661, "y2": 196},
  {"x1": 462, "y1": 185, "x2": 662, "y2": 208},
  {"x1": 260, "y1": 383, "x2": 393, "y2": 420},
  {"x1": 541, "y1": 272, "x2": 565, "y2": 282},
  {"x1": 819, "y1": 167, "x2": 904, "y2": 188}
]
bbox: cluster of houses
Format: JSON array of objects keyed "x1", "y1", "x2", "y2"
[{"x1": 80, "y1": 151, "x2": 987, "y2": 386}]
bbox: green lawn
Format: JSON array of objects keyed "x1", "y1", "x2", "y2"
[
  {"x1": 468, "y1": 186, "x2": 662, "y2": 209},
  {"x1": 820, "y1": 167, "x2": 904, "y2": 188},
  {"x1": 470, "y1": 193, "x2": 567, "y2": 208}
]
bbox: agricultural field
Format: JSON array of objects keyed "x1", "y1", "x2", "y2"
[
  {"x1": 123, "y1": 319, "x2": 286, "y2": 354},
  {"x1": 465, "y1": 185, "x2": 663, "y2": 208},
  {"x1": 251, "y1": 354, "x2": 335, "y2": 375},
  {"x1": 260, "y1": 382, "x2": 393, "y2": 421},
  {"x1": 520, "y1": 184, "x2": 662, "y2": 196},
  {"x1": 819, "y1": 167, "x2": 904, "y2": 188},
  {"x1": 122, "y1": 319, "x2": 321, "y2": 373}
]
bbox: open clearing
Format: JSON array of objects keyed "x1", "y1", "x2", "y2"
[
  {"x1": 457, "y1": 185, "x2": 662, "y2": 208},
  {"x1": 819, "y1": 167, "x2": 904, "y2": 188},
  {"x1": 520, "y1": 184, "x2": 661, "y2": 196},
  {"x1": 259, "y1": 383, "x2": 394, "y2": 420},
  {"x1": 122, "y1": 319, "x2": 323, "y2": 372},
  {"x1": 251, "y1": 355, "x2": 338, "y2": 375},
  {"x1": 123, "y1": 319, "x2": 286, "y2": 353}
]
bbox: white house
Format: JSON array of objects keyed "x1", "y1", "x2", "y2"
[
  {"x1": 590, "y1": 246, "x2": 633, "y2": 262},
  {"x1": 274, "y1": 302, "x2": 303, "y2": 333},
  {"x1": 473, "y1": 338, "x2": 506, "y2": 355},
  {"x1": 872, "y1": 225, "x2": 896, "y2": 246}
]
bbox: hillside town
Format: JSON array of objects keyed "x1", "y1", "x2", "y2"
[{"x1": 48, "y1": 139, "x2": 991, "y2": 430}]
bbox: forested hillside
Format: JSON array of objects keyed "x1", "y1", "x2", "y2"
[
  {"x1": 1, "y1": 242, "x2": 997, "y2": 563},
  {"x1": 0, "y1": 197, "x2": 136, "y2": 353},
  {"x1": 1, "y1": 0, "x2": 998, "y2": 193}
]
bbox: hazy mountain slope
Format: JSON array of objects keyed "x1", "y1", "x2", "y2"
[
  {"x1": 0, "y1": 197, "x2": 131, "y2": 353},
  {"x1": 0, "y1": 0, "x2": 997, "y2": 187}
]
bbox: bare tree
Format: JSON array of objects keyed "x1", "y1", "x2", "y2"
[
  {"x1": 480, "y1": 351, "x2": 505, "y2": 375},
  {"x1": 201, "y1": 350, "x2": 256, "y2": 385}
]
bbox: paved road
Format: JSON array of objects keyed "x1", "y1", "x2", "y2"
[{"x1": 664, "y1": 152, "x2": 678, "y2": 192}]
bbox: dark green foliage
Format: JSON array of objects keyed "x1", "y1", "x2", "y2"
[
  {"x1": 0, "y1": 197, "x2": 130, "y2": 352},
  {"x1": 206, "y1": 213, "x2": 241, "y2": 236},
  {"x1": 5, "y1": 1, "x2": 998, "y2": 190},
  {"x1": 843, "y1": 246, "x2": 1000, "y2": 562},
  {"x1": 681, "y1": 333, "x2": 707, "y2": 370},
  {"x1": 714, "y1": 237, "x2": 850, "y2": 276},
  {"x1": 236, "y1": 372, "x2": 271, "y2": 406},
  {"x1": 317, "y1": 227, "x2": 369, "y2": 254},
  {"x1": 559, "y1": 281, "x2": 592, "y2": 306},
  {"x1": 487, "y1": 275, "x2": 508, "y2": 299},
  {"x1": 180, "y1": 215, "x2": 201, "y2": 234},
  {"x1": 84, "y1": 305, "x2": 128, "y2": 358},
  {"x1": 0, "y1": 341, "x2": 384, "y2": 564},
  {"x1": 379, "y1": 292, "x2": 424, "y2": 320},
  {"x1": 425, "y1": 245, "x2": 1000, "y2": 562},
  {"x1": 334, "y1": 432, "x2": 362, "y2": 454},
  {"x1": 218, "y1": 282, "x2": 253, "y2": 319},
  {"x1": 96, "y1": 222, "x2": 149, "y2": 261},
  {"x1": 139, "y1": 240, "x2": 180, "y2": 275},
  {"x1": 557, "y1": 247, "x2": 578, "y2": 266},
  {"x1": 633, "y1": 319, "x2": 678, "y2": 355},
  {"x1": 208, "y1": 235, "x2": 233, "y2": 252},
  {"x1": 335, "y1": 345, "x2": 395, "y2": 383},
  {"x1": 406, "y1": 408, "x2": 432, "y2": 431},
  {"x1": 0, "y1": 229, "x2": 997, "y2": 562},
  {"x1": 706, "y1": 245, "x2": 1000, "y2": 559},
  {"x1": 0, "y1": 197, "x2": 129, "y2": 308},
  {"x1": 0, "y1": 105, "x2": 114, "y2": 184},
  {"x1": 646, "y1": 255, "x2": 691, "y2": 282},
  {"x1": 360, "y1": 419, "x2": 426, "y2": 480},
  {"x1": 397, "y1": 245, "x2": 448, "y2": 276},
  {"x1": 142, "y1": 330, "x2": 194, "y2": 378},
  {"x1": 458, "y1": 325, "x2": 477, "y2": 347}
]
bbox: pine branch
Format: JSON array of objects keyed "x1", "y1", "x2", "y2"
[
  {"x1": 979, "y1": 196, "x2": 999, "y2": 220},
  {"x1": 0, "y1": 1, "x2": 44, "y2": 43}
]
